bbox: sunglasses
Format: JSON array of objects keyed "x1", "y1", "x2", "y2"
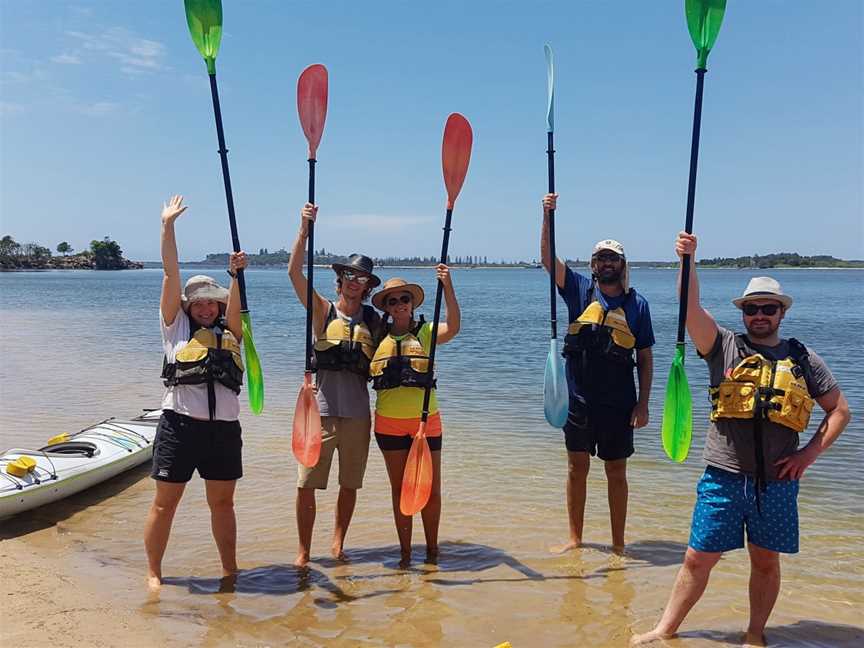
[
  {"x1": 386, "y1": 294, "x2": 412, "y2": 307},
  {"x1": 593, "y1": 253, "x2": 621, "y2": 263},
  {"x1": 742, "y1": 303, "x2": 781, "y2": 316},
  {"x1": 342, "y1": 271, "x2": 370, "y2": 285}
]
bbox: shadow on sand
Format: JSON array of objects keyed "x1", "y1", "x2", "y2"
[
  {"x1": 0, "y1": 462, "x2": 151, "y2": 540},
  {"x1": 676, "y1": 619, "x2": 864, "y2": 647}
]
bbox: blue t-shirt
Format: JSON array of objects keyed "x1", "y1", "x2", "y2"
[{"x1": 557, "y1": 268, "x2": 654, "y2": 407}]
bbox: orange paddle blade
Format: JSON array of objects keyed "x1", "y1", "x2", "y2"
[
  {"x1": 297, "y1": 64, "x2": 328, "y2": 159},
  {"x1": 292, "y1": 372, "x2": 322, "y2": 467},
  {"x1": 442, "y1": 113, "x2": 473, "y2": 209},
  {"x1": 399, "y1": 422, "x2": 433, "y2": 516}
]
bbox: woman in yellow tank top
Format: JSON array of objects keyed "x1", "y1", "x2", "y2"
[{"x1": 369, "y1": 265, "x2": 460, "y2": 565}]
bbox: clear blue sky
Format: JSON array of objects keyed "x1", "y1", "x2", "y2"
[{"x1": 1, "y1": 1, "x2": 861, "y2": 262}]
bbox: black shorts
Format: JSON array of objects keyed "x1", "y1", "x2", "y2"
[
  {"x1": 375, "y1": 433, "x2": 442, "y2": 452},
  {"x1": 563, "y1": 401, "x2": 634, "y2": 461},
  {"x1": 151, "y1": 410, "x2": 243, "y2": 482}
]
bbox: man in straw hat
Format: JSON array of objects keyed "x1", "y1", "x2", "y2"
[
  {"x1": 541, "y1": 193, "x2": 655, "y2": 555},
  {"x1": 145, "y1": 195, "x2": 248, "y2": 590},
  {"x1": 288, "y1": 202, "x2": 382, "y2": 566},
  {"x1": 633, "y1": 232, "x2": 850, "y2": 646}
]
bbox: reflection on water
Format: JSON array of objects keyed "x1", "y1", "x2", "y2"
[{"x1": 1, "y1": 268, "x2": 862, "y2": 646}]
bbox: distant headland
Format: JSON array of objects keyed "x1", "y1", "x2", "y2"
[{"x1": 0, "y1": 235, "x2": 142, "y2": 271}]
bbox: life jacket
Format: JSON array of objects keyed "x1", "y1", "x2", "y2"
[
  {"x1": 709, "y1": 335, "x2": 814, "y2": 434},
  {"x1": 313, "y1": 303, "x2": 378, "y2": 376},
  {"x1": 162, "y1": 320, "x2": 244, "y2": 419},
  {"x1": 369, "y1": 317, "x2": 436, "y2": 391},
  {"x1": 563, "y1": 286, "x2": 636, "y2": 367}
]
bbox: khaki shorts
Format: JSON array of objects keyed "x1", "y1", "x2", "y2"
[{"x1": 297, "y1": 415, "x2": 371, "y2": 490}]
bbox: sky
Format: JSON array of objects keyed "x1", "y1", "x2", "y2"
[{"x1": 1, "y1": 1, "x2": 861, "y2": 262}]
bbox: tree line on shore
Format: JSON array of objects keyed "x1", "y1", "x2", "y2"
[
  {"x1": 696, "y1": 252, "x2": 862, "y2": 269},
  {"x1": 0, "y1": 235, "x2": 142, "y2": 270}
]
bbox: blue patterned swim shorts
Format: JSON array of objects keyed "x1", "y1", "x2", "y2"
[{"x1": 689, "y1": 466, "x2": 799, "y2": 554}]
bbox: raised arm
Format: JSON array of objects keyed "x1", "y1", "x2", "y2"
[
  {"x1": 288, "y1": 202, "x2": 329, "y2": 333},
  {"x1": 433, "y1": 264, "x2": 460, "y2": 344},
  {"x1": 541, "y1": 193, "x2": 566, "y2": 290},
  {"x1": 160, "y1": 195, "x2": 188, "y2": 326},
  {"x1": 224, "y1": 251, "x2": 248, "y2": 341},
  {"x1": 675, "y1": 232, "x2": 718, "y2": 356}
]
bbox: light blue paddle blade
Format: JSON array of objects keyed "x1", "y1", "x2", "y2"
[
  {"x1": 544, "y1": 44, "x2": 554, "y2": 133},
  {"x1": 544, "y1": 339, "x2": 568, "y2": 427}
]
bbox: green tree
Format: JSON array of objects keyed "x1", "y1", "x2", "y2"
[
  {"x1": 57, "y1": 241, "x2": 73, "y2": 256},
  {"x1": 90, "y1": 237, "x2": 124, "y2": 270},
  {"x1": 0, "y1": 235, "x2": 20, "y2": 258}
]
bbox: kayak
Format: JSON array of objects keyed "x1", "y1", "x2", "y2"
[{"x1": 0, "y1": 409, "x2": 161, "y2": 519}]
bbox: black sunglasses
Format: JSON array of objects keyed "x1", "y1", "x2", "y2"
[
  {"x1": 386, "y1": 295, "x2": 412, "y2": 307},
  {"x1": 742, "y1": 303, "x2": 781, "y2": 316},
  {"x1": 593, "y1": 253, "x2": 621, "y2": 263}
]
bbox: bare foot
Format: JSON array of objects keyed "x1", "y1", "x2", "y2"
[
  {"x1": 630, "y1": 628, "x2": 675, "y2": 645},
  {"x1": 742, "y1": 630, "x2": 766, "y2": 647},
  {"x1": 331, "y1": 545, "x2": 348, "y2": 562},
  {"x1": 425, "y1": 548, "x2": 439, "y2": 564},
  {"x1": 550, "y1": 539, "x2": 581, "y2": 554},
  {"x1": 612, "y1": 544, "x2": 626, "y2": 556},
  {"x1": 294, "y1": 552, "x2": 310, "y2": 568},
  {"x1": 398, "y1": 552, "x2": 412, "y2": 569},
  {"x1": 146, "y1": 574, "x2": 162, "y2": 592}
]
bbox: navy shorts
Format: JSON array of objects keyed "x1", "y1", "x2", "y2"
[
  {"x1": 689, "y1": 466, "x2": 799, "y2": 554},
  {"x1": 563, "y1": 401, "x2": 634, "y2": 461},
  {"x1": 375, "y1": 433, "x2": 442, "y2": 452},
  {"x1": 151, "y1": 410, "x2": 243, "y2": 482}
]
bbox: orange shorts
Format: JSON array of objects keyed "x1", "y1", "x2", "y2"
[{"x1": 374, "y1": 411, "x2": 442, "y2": 437}]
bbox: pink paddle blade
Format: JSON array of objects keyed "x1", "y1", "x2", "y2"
[
  {"x1": 292, "y1": 372, "x2": 321, "y2": 467},
  {"x1": 442, "y1": 113, "x2": 473, "y2": 209},
  {"x1": 297, "y1": 64, "x2": 328, "y2": 159},
  {"x1": 399, "y1": 421, "x2": 433, "y2": 516}
]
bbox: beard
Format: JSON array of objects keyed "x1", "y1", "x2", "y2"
[
  {"x1": 745, "y1": 319, "x2": 779, "y2": 340},
  {"x1": 595, "y1": 266, "x2": 623, "y2": 285}
]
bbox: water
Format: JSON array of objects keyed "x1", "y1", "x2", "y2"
[{"x1": 1, "y1": 267, "x2": 862, "y2": 646}]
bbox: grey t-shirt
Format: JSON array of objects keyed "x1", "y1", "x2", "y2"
[
  {"x1": 314, "y1": 303, "x2": 375, "y2": 419},
  {"x1": 701, "y1": 327, "x2": 838, "y2": 480}
]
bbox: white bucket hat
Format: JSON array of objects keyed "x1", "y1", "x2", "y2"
[
  {"x1": 592, "y1": 239, "x2": 629, "y2": 294},
  {"x1": 181, "y1": 275, "x2": 229, "y2": 312},
  {"x1": 732, "y1": 276, "x2": 793, "y2": 310}
]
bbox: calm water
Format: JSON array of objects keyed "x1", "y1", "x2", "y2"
[{"x1": 1, "y1": 267, "x2": 862, "y2": 647}]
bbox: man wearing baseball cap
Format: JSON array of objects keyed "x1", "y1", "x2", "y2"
[
  {"x1": 633, "y1": 232, "x2": 850, "y2": 646},
  {"x1": 541, "y1": 193, "x2": 655, "y2": 555},
  {"x1": 288, "y1": 202, "x2": 382, "y2": 566}
]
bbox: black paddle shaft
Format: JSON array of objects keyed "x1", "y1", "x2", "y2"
[
  {"x1": 420, "y1": 208, "x2": 454, "y2": 420},
  {"x1": 546, "y1": 131, "x2": 558, "y2": 339},
  {"x1": 207, "y1": 73, "x2": 248, "y2": 313},
  {"x1": 675, "y1": 68, "x2": 706, "y2": 344},
  {"x1": 305, "y1": 159, "x2": 316, "y2": 372}
]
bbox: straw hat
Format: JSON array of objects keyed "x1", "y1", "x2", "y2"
[
  {"x1": 181, "y1": 275, "x2": 229, "y2": 312},
  {"x1": 372, "y1": 277, "x2": 425, "y2": 311},
  {"x1": 732, "y1": 276, "x2": 793, "y2": 310}
]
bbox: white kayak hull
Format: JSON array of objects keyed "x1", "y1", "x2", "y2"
[{"x1": 0, "y1": 410, "x2": 161, "y2": 519}]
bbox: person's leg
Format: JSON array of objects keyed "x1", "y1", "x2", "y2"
[
  {"x1": 381, "y1": 447, "x2": 412, "y2": 563},
  {"x1": 333, "y1": 415, "x2": 371, "y2": 560},
  {"x1": 204, "y1": 479, "x2": 238, "y2": 576},
  {"x1": 744, "y1": 543, "x2": 781, "y2": 647},
  {"x1": 420, "y1": 449, "x2": 443, "y2": 562},
  {"x1": 295, "y1": 417, "x2": 338, "y2": 567},
  {"x1": 630, "y1": 548, "x2": 723, "y2": 645},
  {"x1": 144, "y1": 481, "x2": 186, "y2": 589},
  {"x1": 604, "y1": 458, "x2": 628, "y2": 553},
  {"x1": 552, "y1": 450, "x2": 590, "y2": 552}
]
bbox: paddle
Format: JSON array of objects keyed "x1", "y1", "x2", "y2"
[
  {"x1": 400, "y1": 113, "x2": 473, "y2": 516},
  {"x1": 542, "y1": 44, "x2": 568, "y2": 428},
  {"x1": 292, "y1": 64, "x2": 329, "y2": 468},
  {"x1": 184, "y1": 0, "x2": 263, "y2": 414},
  {"x1": 662, "y1": 0, "x2": 727, "y2": 462}
]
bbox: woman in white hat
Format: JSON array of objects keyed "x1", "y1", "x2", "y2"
[
  {"x1": 369, "y1": 264, "x2": 460, "y2": 565},
  {"x1": 144, "y1": 195, "x2": 248, "y2": 591}
]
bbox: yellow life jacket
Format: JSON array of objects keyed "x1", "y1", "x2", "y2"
[
  {"x1": 369, "y1": 319, "x2": 435, "y2": 391},
  {"x1": 313, "y1": 304, "x2": 378, "y2": 376},
  {"x1": 563, "y1": 296, "x2": 636, "y2": 366},
  {"x1": 709, "y1": 336, "x2": 814, "y2": 433},
  {"x1": 162, "y1": 324, "x2": 244, "y2": 395}
]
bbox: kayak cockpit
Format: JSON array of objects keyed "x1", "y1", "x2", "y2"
[{"x1": 38, "y1": 442, "x2": 99, "y2": 458}]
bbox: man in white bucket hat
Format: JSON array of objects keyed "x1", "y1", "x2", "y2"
[
  {"x1": 634, "y1": 232, "x2": 850, "y2": 646},
  {"x1": 541, "y1": 193, "x2": 656, "y2": 555}
]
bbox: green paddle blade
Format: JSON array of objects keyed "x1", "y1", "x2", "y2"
[
  {"x1": 685, "y1": 0, "x2": 727, "y2": 69},
  {"x1": 662, "y1": 342, "x2": 692, "y2": 462},
  {"x1": 241, "y1": 311, "x2": 263, "y2": 415},
  {"x1": 544, "y1": 339, "x2": 568, "y2": 427},
  {"x1": 184, "y1": 0, "x2": 223, "y2": 74}
]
